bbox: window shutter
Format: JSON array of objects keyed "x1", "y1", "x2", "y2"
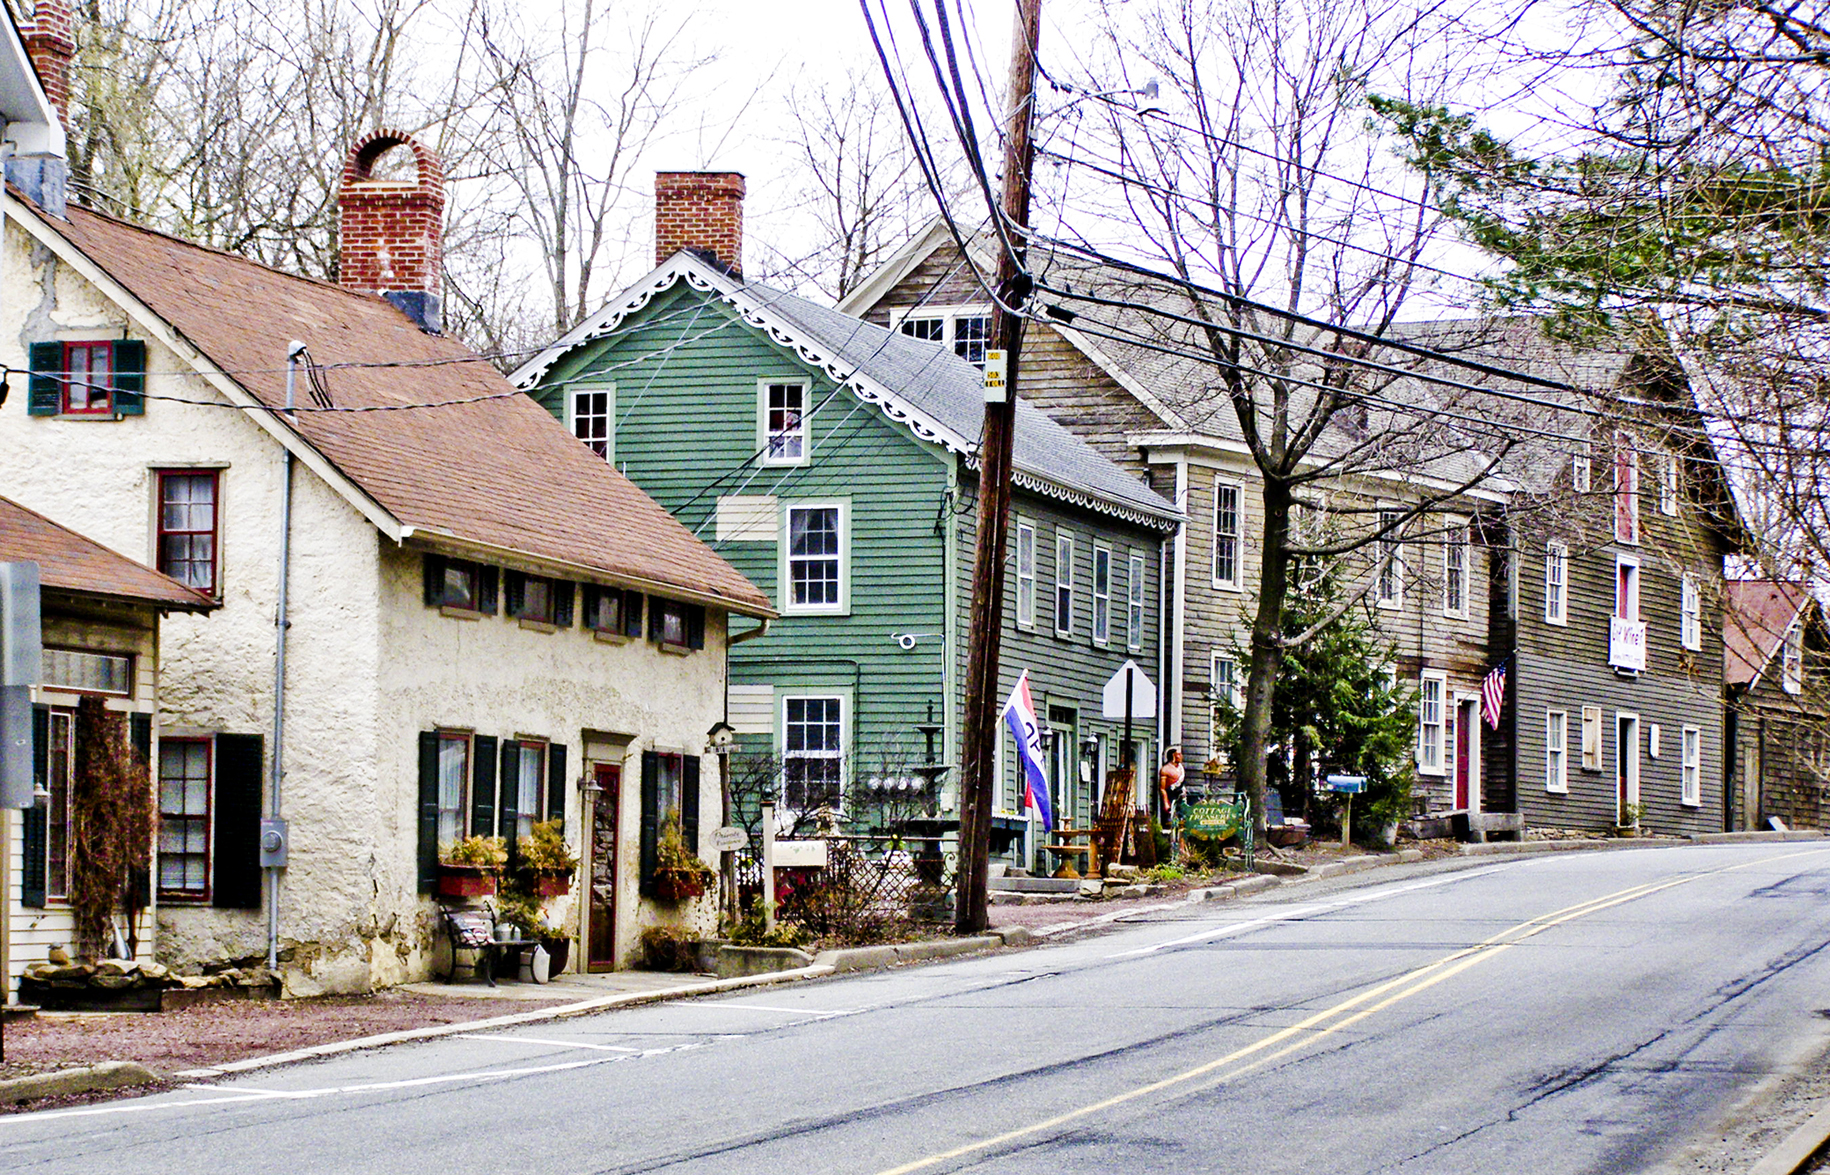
[
  {"x1": 113, "y1": 339, "x2": 147, "y2": 415},
  {"x1": 422, "y1": 555, "x2": 445, "y2": 607},
  {"x1": 129, "y1": 712, "x2": 152, "y2": 766},
  {"x1": 648, "y1": 600, "x2": 662, "y2": 642},
  {"x1": 639, "y1": 751, "x2": 660, "y2": 897},
  {"x1": 417, "y1": 732, "x2": 439, "y2": 893},
  {"x1": 471, "y1": 734, "x2": 498, "y2": 837},
  {"x1": 554, "y1": 581, "x2": 575, "y2": 628},
  {"x1": 682, "y1": 755, "x2": 701, "y2": 855},
  {"x1": 498, "y1": 740, "x2": 519, "y2": 841},
  {"x1": 21, "y1": 705, "x2": 48, "y2": 907},
  {"x1": 504, "y1": 571, "x2": 526, "y2": 619},
  {"x1": 212, "y1": 733, "x2": 264, "y2": 909},
  {"x1": 478, "y1": 566, "x2": 499, "y2": 615},
  {"x1": 547, "y1": 743, "x2": 567, "y2": 830},
  {"x1": 27, "y1": 342, "x2": 61, "y2": 416},
  {"x1": 623, "y1": 592, "x2": 644, "y2": 639},
  {"x1": 685, "y1": 605, "x2": 705, "y2": 650}
]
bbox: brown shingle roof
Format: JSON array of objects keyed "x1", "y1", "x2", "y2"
[
  {"x1": 22, "y1": 201, "x2": 771, "y2": 617},
  {"x1": 1724, "y1": 580, "x2": 1809, "y2": 686},
  {"x1": 0, "y1": 495, "x2": 210, "y2": 609}
]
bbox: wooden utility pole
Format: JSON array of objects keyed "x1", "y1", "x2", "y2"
[{"x1": 956, "y1": 0, "x2": 1044, "y2": 935}]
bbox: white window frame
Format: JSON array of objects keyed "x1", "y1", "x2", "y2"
[
  {"x1": 1545, "y1": 710, "x2": 1568, "y2": 793},
  {"x1": 1126, "y1": 552, "x2": 1145, "y2": 651},
  {"x1": 1212, "y1": 478, "x2": 1243, "y2": 590},
  {"x1": 1544, "y1": 542, "x2": 1567, "y2": 626},
  {"x1": 1615, "y1": 554, "x2": 1641, "y2": 622},
  {"x1": 1659, "y1": 452, "x2": 1680, "y2": 516},
  {"x1": 1055, "y1": 532, "x2": 1075, "y2": 637},
  {"x1": 758, "y1": 379, "x2": 810, "y2": 467},
  {"x1": 1442, "y1": 518, "x2": 1470, "y2": 619},
  {"x1": 1376, "y1": 509, "x2": 1403, "y2": 609},
  {"x1": 1091, "y1": 544, "x2": 1112, "y2": 646},
  {"x1": 780, "y1": 500, "x2": 850, "y2": 615},
  {"x1": 1680, "y1": 573, "x2": 1701, "y2": 651},
  {"x1": 566, "y1": 383, "x2": 615, "y2": 462},
  {"x1": 781, "y1": 694, "x2": 848, "y2": 811},
  {"x1": 1015, "y1": 521, "x2": 1037, "y2": 630},
  {"x1": 1210, "y1": 653, "x2": 1241, "y2": 756},
  {"x1": 1614, "y1": 431, "x2": 1640, "y2": 545},
  {"x1": 1573, "y1": 450, "x2": 1591, "y2": 494},
  {"x1": 1418, "y1": 671, "x2": 1447, "y2": 775},
  {"x1": 1782, "y1": 621, "x2": 1804, "y2": 694},
  {"x1": 889, "y1": 304, "x2": 992, "y2": 367},
  {"x1": 1681, "y1": 725, "x2": 1701, "y2": 806}
]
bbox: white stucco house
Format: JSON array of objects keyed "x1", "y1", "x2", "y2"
[{"x1": 0, "y1": 99, "x2": 774, "y2": 990}]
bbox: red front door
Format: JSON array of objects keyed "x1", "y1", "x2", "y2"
[
  {"x1": 1454, "y1": 700, "x2": 1478, "y2": 811},
  {"x1": 587, "y1": 764, "x2": 620, "y2": 971}
]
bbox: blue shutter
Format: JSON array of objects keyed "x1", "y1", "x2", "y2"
[
  {"x1": 471, "y1": 735, "x2": 498, "y2": 837},
  {"x1": 112, "y1": 340, "x2": 146, "y2": 415},
  {"x1": 27, "y1": 342, "x2": 60, "y2": 416},
  {"x1": 417, "y1": 732, "x2": 439, "y2": 893}
]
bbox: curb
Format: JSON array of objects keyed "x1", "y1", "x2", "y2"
[
  {"x1": 814, "y1": 935, "x2": 1003, "y2": 974},
  {"x1": 0, "y1": 1060, "x2": 157, "y2": 1103},
  {"x1": 1750, "y1": 1101, "x2": 1830, "y2": 1175}
]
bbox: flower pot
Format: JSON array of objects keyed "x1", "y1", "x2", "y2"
[
  {"x1": 533, "y1": 872, "x2": 572, "y2": 898},
  {"x1": 436, "y1": 864, "x2": 498, "y2": 899},
  {"x1": 540, "y1": 937, "x2": 570, "y2": 974},
  {"x1": 654, "y1": 868, "x2": 707, "y2": 903}
]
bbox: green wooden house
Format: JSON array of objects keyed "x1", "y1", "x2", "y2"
[{"x1": 513, "y1": 245, "x2": 1181, "y2": 862}]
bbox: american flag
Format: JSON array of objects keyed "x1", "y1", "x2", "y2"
[{"x1": 1481, "y1": 661, "x2": 1507, "y2": 730}]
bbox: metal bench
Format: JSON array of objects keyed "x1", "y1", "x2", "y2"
[{"x1": 440, "y1": 907, "x2": 537, "y2": 986}]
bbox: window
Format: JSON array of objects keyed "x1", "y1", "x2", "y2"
[
  {"x1": 760, "y1": 381, "x2": 808, "y2": 465},
  {"x1": 1210, "y1": 654, "x2": 1240, "y2": 755},
  {"x1": 1092, "y1": 546, "x2": 1112, "y2": 645},
  {"x1": 784, "y1": 503, "x2": 847, "y2": 613},
  {"x1": 1614, "y1": 432, "x2": 1640, "y2": 544},
  {"x1": 1680, "y1": 574, "x2": 1701, "y2": 651},
  {"x1": 1055, "y1": 533, "x2": 1075, "y2": 636},
  {"x1": 1544, "y1": 542, "x2": 1567, "y2": 625},
  {"x1": 583, "y1": 585, "x2": 645, "y2": 638},
  {"x1": 156, "y1": 470, "x2": 219, "y2": 595},
  {"x1": 1016, "y1": 522, "x2": 1037, "y2": 629},
  {"x1": 953, "y1": 315, "x2": 990, "y2": 366},
  {"x1": 1377, "y1": 510, "x2": 1403, "y2": 608},
  {"x1": 1581, "y1": 705, "x2": 1603, "y2": 770},
  {"x1": 1545, "y1": 711, "x2": 1568, "y2": 793},
  {"x1": 435, "y1": 732, "x2": 470, "y2": 849},
  {"x1": 506, "y1": 571, "x2": 574, "y2": 627},
  {"x1": 894, "y1": 308, "x2": 991, "y2": 368},
  {"x1": 1418, "y1": 673, "x2": 1446, "y2": 774},
  {"x1": 1658, "y1": 453, "x2": 1680, "y2": 516},
  {"x1": 1573, "y1": 450, "x2": 1591, "y2": 494},
  {"x1": 569, "y1": 385, "x2": 614, "y2": 461},
  {"x1": 509, "y1": 740, "x2": 548, "y2": 842},
  {"x1": 1127, "y1": 553, "x2": 1145, "y2": 651},
  {"x1": 26, "y1": 338, "x2": 145, "y2": 417},
  {"x1": 1443, "y1": 519, "x2": 1469, "y2": 618},
  {"x1": 1615, "y1": 556, "x2": 1640, "y2": 622},
  {"x1": 158, "y1": 738, "x2": 211, "y2": 899},
  {"x1": 649, "y1": 597, "x2": 707, "y2": 649},
  {"x1": 45, "y1": 709, "x2": 73, "y2": 900},
  {"x1": 1783, "y1": 622, "x2": 1804, "y2": 694},
  {"x1": 41, "y1": 648, "x2": 131, "y2": 695},
  {"x1": 784, "y1": 696, "x2": 844, "y2": 809},
  {"x1": 1213, "y1": 480, "x2": 1242, "y2": 589},
  {"x1": 1681, "y1": 726, "x2": 1701, "y2": 806},
  {"x1": 899, "y1": 316, "x2": 944, "y2": 342},
  {"x1": 422, "y1": 554, "x2": 497, "y2": 615}
]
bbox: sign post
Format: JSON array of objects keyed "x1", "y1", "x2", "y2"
[
  {"x1": 1101, "y1": 660, "x2": 1158, "y2": 775},
  {"x1": 0, "y1": 562, "x2": 41, "y2": 1057},
  {"x1": 1327, "y1": 775, "x2": 1367, "y2": 848}
]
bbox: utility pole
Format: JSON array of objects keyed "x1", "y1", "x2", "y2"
[{"x1": 956, "y1": 0, "x2": 1043, "y2": 935}]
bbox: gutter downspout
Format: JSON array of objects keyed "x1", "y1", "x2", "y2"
[{"x1": 267, "y1": 341, "x2": 306, "y2": 973}]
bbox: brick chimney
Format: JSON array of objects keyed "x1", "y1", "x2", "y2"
[
  {"x1": 22, "y1": 0, "x2": 74, "y2": 123},
  {"x1": 655, "y1": 172, "x2": 745, "y2": 277},
  {"x1": 338, "y1": 130, "x2": 445, "y2": 333}
]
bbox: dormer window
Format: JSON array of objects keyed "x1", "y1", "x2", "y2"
[
  {"x1": 893, "y1": 308, "x2": 992, "y2": 368},
  {"x1": 26, "y1": 339, "x2": 147, "y2": 417}
]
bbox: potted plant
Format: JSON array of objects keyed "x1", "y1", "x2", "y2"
[
  {"x1": 438, "y1": 835, "x2": 506, "y2": 898},
  {"x1": 517, "y1": 819, "x2": 580, "y2": 897},
  {"x1": 652, "y1": 815, "x2": 714, "y2": 903}
]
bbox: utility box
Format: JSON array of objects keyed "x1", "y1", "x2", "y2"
[{"x1": 259, "y1": 818, "x2": 289, "y2": 868}]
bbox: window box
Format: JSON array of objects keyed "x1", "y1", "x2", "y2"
[
  {"x1": 435, "y1": 863, "x2": 499, "y2": 899},
  {"x1": 27, "y1": 339, "x2": 147, "y2": 417},
  {"x1": 532, "y1": 871, "x2": 573, "y2": 898},
  {"x1": 652, "y1": 866, "x2": 708, "y2": 903}
]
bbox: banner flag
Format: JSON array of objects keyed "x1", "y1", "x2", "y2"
[{"x1": 1003, "y1": 671, "x2": 1052, "y2": 831}]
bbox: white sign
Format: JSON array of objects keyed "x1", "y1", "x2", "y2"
[
  {"x1": 1101, "y1": 660, "x2": 1158, "y2": 720},
  {"x1": 708, "y1": 825, "x2": 749, "y2": 852},
  {"x1": 982, "y1": 349, "x2": 1009, "y2": 402},
  {"x1": 1609, "y1": 617, "x2": 1647, "y2": 673},
  {"x1": 772, "y1": 839, "x2": 828, "y2": 868}
]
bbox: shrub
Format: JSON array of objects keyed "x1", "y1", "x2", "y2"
[{"x1": 639, "y1": 924, "x2": 698, "y2": 972}]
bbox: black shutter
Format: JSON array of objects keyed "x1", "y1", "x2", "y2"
[
  {"x1": 624, "y1": 592, "x2": 644, "y2": 639},
  {"x1": 686, "y1": 604, "x2": 705, "y2": 650},
  {"x1": 423, "y1": 554, "x2": 445, "y2": 607},
  {"x1": 21, "y1": 706, "x2": 48, "y2": 907},
  {"x1": 212, "y1": 733, "x2": 264, "y2": 909},
  {"x1": 504, "y1": 571, "x2": 526, "y2": 619},
  {"x1": 27, "y1": 341, "x2": 60, "y2": 416},
  {"x1": 471, "y1": 734, "x2": 498, "y2": 837},
  {"x1": 682, "y1": 755, "x2": 701, "y2": 855},
  {"x1": 639, "y1": 751, "x2": 660, "y2": 897},
  {"x1": 547, "y1": 743, "x2": 567, "y2": 830},
  {"x1": 417, "y1": 732, "x2": 439, "y2": 893},
  {"x1": 478, "y1": 565, "x2": 499, "y2": 615},
  {"x1": 499, "y1": 740, "x2": 519, "y2": 842},
  {"x1": 129, "y1": 712, "x2": 152, "y2": 766},
  {"x1": 649, "y1": 600, "x2": 663, "y2": 642},
  {"x1": 554, "y1": 581, "x2": 575, "y2": 628},
  {"x1": 112, "y1": 339, "x2": 146, "y2": 415},
  {"x1": 128, "y1": 713, "x2": 153, "y2": 907}
]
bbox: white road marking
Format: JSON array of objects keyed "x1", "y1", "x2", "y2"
[
  {"x1": 453, "y1": 1034, "x2": 641, "y2": 1052},
  {"x1": 695, "y1": 1002, "x2": 861, "y2": 1017}
]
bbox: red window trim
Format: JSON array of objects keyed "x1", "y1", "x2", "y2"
[
  {"x1": 157, "y1": 736, "x2": 213, "y2": 902},
  {"x1": 60, "y1": 341, "x2": 116, "y2": 416},
  {"x1": 155, "y1": 469, "x2": 220, "y2": 597}
]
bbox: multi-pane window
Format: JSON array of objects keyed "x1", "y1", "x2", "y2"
[
  {"x1": 1545, "y1": 711, "x2": 1568, "y2": 793},
  {"x1": 1211, "y1": 654, "x2": 1240, "y2": 756},
  {"x1": 1680, "y1": 574, "x2": 1701, "y2": 651},
  {"x1": 1127, "y1": 553, "x2": 1145, "y2": 651},
  {"x1": 570, "y1": 386, "x2": 613, "y2": 460},
  {"x1": 762, "y1": 382, "x2": 807, "y2": 464},
  {"x1": 784, "y1": 697, "x2": 844, "y2": 809},
  {"x1": 1016, "y1": 523, "x2": 1036, "y2": 629},
  {"x1": 786, "y1": 505, "x2": 843, "y2": 611},
  {"x1": 41, "y1": 648, "x2": 131, "y2": 695},
  {"x1": 1614, "y1": 432, "x2": 1640, "y2": 544},
  {"x1": 1092, "y1": 546, "x2": 1111, "y2": 645},
  {"x1": 1377, "y1": 510, "x2": 1403, "y2": 607},
  {"x1": 953, "y1": 316, "x2": 990, "y2": 367},
  {"x1": 899, "y1": 316, "x2": 944, "y2": 342},
  {"x1": 1213, "y1": 480, "x2": 1242, "y2": 588},
  {"x1": 511, "y1": 740, "x2": 547, "y2": 842},
  {"x1": 1544, "y1": 542, "x2": 1567, "y2": 624},
  {"x1": 158, "y1": 738, "x2": 211, "y2": 899},
  {"x1": 1418, "y1": 674, "x2": 1445, "y2": 774},
  {"x1": 1443, "y1": 520, "x2": 1469, "y2": 617},
  {"x1": 156, "y1": 470, "x2": 219, "y2": 595},
  {"x1": 1572, "y1": 451, "x2": 1591, "y2": 494},
  {"x1": 1681, "y1": 726, "x2": 1702, "y2": 806},
  {"x1": 1659, "y1": 453, "x2": 1680, "y2": 515},
  {"x1": 1055, "y1": 533, "x2": 1075, "y2": 636},
  {"x1": 62, "y1": 341, "x2": 115, "y2": 415},
  {"x1": 435, "y1": 732, "x2": 470, "y2": 849}
]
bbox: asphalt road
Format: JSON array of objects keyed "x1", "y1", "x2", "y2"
[{"x1": 8, "y1": 842, "x2": 1830, "y2": 1175}]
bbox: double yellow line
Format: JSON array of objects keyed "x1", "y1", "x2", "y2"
[{"x1": 875, "y1": 848, "x2": 1827, "y2": 1175}]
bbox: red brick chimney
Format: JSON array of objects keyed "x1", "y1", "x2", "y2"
[
  {"x1": 655, "y1": 172, "x2": 746, "y2": 277},
  {"x1": 22, "y1": 0, "x2": 75, "y2": 122},
  {"x1": 338, "y1": 130, "x2": 446, "y2": 333}
]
